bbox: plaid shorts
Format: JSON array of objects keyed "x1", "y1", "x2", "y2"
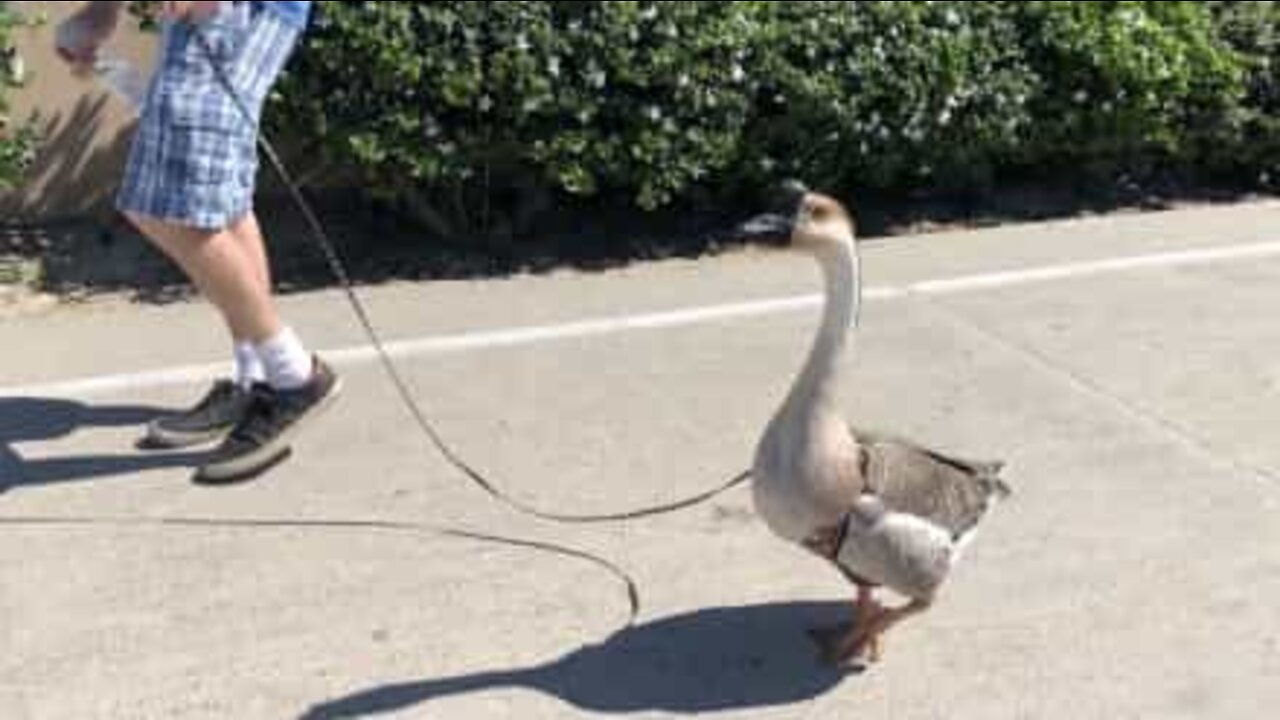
[{"x1": 116, "y1": 2, "x2": 300, "y2": 231}]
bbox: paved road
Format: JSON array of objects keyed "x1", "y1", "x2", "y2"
[{"x1": 3, "y1": 201, "x2": 1279, "y2": 719}]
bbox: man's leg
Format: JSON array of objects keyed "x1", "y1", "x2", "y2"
[
  {"x1": 127, "y1": 211, "x2": 281, "y2": 343},
  {"x1": 133, "y1": 211, "x2": 284, "y2": 448},
  {"x1": 230, "y1": 212, "x2": 271, "y2": 387},
  {"x1": 129, "y1": 209, "x2": 337, "y2": 480},
  {"x1": 231, "y1": 211, "x2": 272, "y2": 297}
]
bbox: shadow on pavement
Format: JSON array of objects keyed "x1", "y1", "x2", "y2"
[
  {"x1": 0, "y1": 397, "x2": 212, "y2": 491},
  {"x1": 302, "y1": 601, "x2": 855, "y2": 719}
]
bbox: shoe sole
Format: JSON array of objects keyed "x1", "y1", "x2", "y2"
[
  {"x1": 192, "y1": 446, "x2": 294, "y2": 486},
  {"x1": 193, "y1": 376, "x2": 344, "y2": 484},
  {"x1": 140, "y1": 422, "x2": 231, "y2": 450}
]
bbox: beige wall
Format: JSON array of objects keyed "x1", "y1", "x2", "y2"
[{"x1": 2, "y1": 1, "x2": 157, "y2": 221}]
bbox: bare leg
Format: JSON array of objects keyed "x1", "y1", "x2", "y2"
[
  {"x1": 126, "y1": 211, "x2": 282, "y2": 343},
  {"x1": 230, "y1": 211, "x2": 271, "y2": 297},
  {"x1": 227, "y1": 212, "x2": 272, "y2": 354}
]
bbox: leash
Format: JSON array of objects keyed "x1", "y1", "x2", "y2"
[
  {"x1": 9, "y1": 9, "x2": 749, "y2": 641},
  {"x1": 0, "y1": 513, "x2": 640, "y2": 625},
  {"x1": 16, "y1": 16, "x2": 749, "y2": 630},
  {"x1": 192, "y1": 23, "x2": 753, "y2": 525}
]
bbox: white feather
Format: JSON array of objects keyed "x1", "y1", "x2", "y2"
[{"x1": 837, "y1": 509, "x2": 958, "y2": 600}]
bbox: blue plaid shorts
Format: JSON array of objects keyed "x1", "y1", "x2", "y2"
[{"x1": 116, "y1": 2, "x2": 300, "y2": 231}]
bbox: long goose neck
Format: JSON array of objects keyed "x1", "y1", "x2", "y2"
[{"x1": 784, "y1": 239, "x2": 860, "y2": 415}]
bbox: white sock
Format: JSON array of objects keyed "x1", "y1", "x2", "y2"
[
  {"x1": 256, "y1": 327, "x2": 313, "y2": 391},
  {"x1": 233, "y1": 341, "x2": 267, "y2": 388}
]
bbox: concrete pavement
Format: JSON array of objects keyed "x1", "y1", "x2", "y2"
[{"x1": 2, "y1": 200, "x2": 1280, "y2": 718}]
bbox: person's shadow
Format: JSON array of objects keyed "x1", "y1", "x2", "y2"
[
  {"x1": 0, "y1": 397, "x2": 214, "y2": 491},
  {"x1": 301, "y1": 601, "x2": 855, "y2": 719}
]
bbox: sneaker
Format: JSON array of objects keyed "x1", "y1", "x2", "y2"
[
  {"x1": 194, "y1": 356, "x2": 342, "y2": 484},
  {"x1": 143, "y1": 379, "x2": 253, "y2": 449}
]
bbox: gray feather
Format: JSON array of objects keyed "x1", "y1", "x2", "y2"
[{"x1": 850, "y1": 425, "x2": 1010, "y2": 540}]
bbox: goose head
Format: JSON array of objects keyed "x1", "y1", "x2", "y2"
[{"x1": 737, "y1": 183, "x2": 857, "y2": 255}]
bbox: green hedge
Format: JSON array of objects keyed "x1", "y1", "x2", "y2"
[
  {"x1": 269, "y1": 1, "x2": 1279, "y2": 240},
  {"x1": 274, "y1": 1, "x2": 762, "y2": 238},
  {"x1": 0, "y1": 5, "x2": 37, "y2": 191},
  {"x1": 740, "y1": 1, "x2": 1036, "y2": 192},
  {"x1": 1208, "y1": 0, "x2": 1280, "y2": 183},
  {"x1": 1014, "y1": 1, "x2": 1245, "y2": 177}
]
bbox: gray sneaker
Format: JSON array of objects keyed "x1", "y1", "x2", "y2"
[
  {"x1": 143, "y1": 379, "x2": 253, "y2": 449},
  {"x1": 195, "y1": 356, "x2": 342, "y2": 484}
]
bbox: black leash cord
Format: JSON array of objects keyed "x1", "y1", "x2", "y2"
[
  {"x1": 0, "y1": 514, "x2": 640, "y2": 626},
  {"x1": 22, "y1": 24, "x2": 749, "y2": 631},
  {"x1": 194, "y1": 27, "x2": 752, "y2": 525}
]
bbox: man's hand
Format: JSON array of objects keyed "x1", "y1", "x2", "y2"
[
  {"x1": 55, "y1": 2, "x2": 124, "y2": 70},
  {"x1": 162, "y1": 1, "x2": 222, "y2": 22}
]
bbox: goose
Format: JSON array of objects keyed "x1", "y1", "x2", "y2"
[{"x1": 737, "y1": 186, "x2": 1011, "y2": 667}]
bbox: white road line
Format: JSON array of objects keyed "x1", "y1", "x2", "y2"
[{"x1": 7, "y1": 239, "x2": 1280, "y2": 399}]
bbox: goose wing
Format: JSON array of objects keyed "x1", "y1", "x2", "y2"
[{"x1": 850, "y1": 426, "x2": 1008, "y2": 540}]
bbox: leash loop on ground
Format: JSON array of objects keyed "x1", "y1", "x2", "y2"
[{"x1": 0, "y1": 514, "x2": 640, "y2": 629}]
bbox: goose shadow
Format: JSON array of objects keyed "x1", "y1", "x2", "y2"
[
  {"x1": 0, "y1": 397, "x2": 213, "y2": 490},
  {"x1": 302, "y1": 601, "x2": 854, "y2": 719}
]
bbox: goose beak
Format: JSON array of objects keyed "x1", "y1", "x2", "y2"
[
  {"x1": 735, "y1": 213, "x2": 795, "y2": 246},
  {"x1": 735, "y1": 179, "x2": 809, "y2": 246}
]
